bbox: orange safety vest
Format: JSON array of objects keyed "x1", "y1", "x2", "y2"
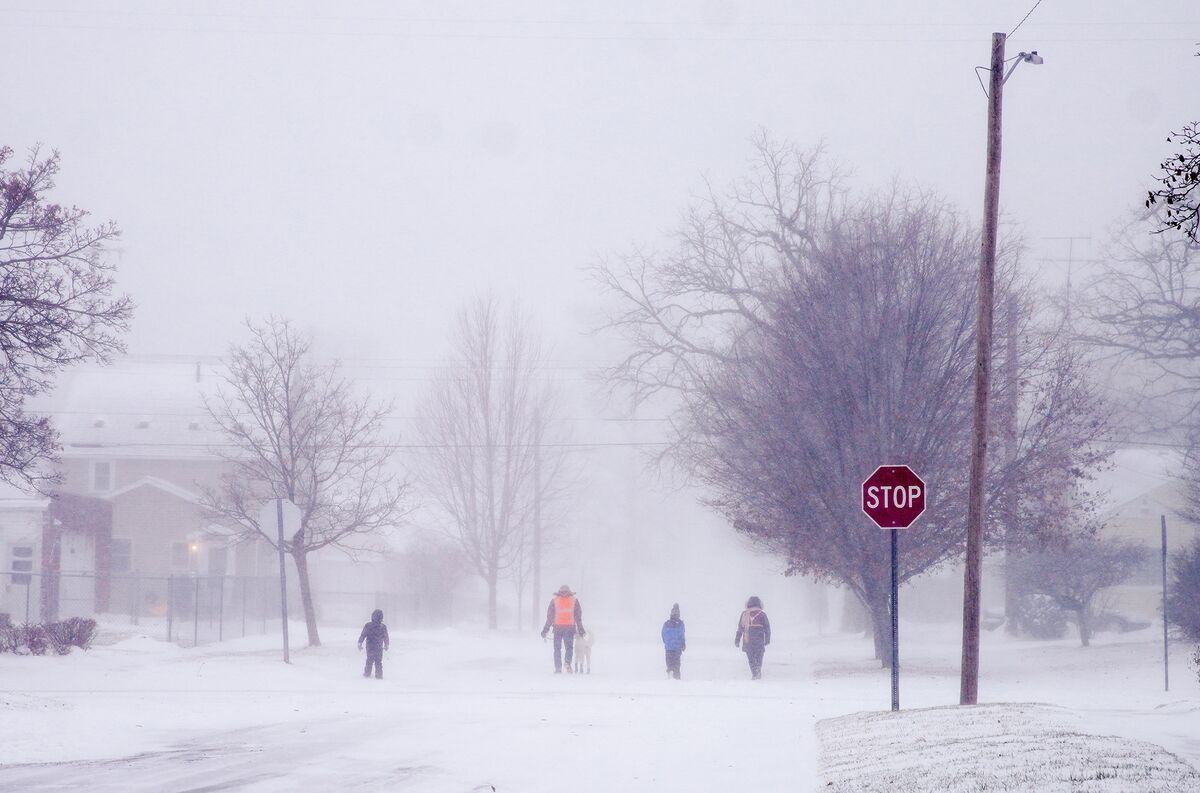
[{"x1": 553, "y1": 595, "x2": 576, "y2": 626}]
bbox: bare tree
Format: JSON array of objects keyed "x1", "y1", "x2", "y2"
[
  {"x1": 1145, "y1": 50, "x2": 1199, "y2": 243},
  {"x1": 1147, "y1": 120, "x2": 1200, "y2": 244},
  {"x1": 201, "y1": 318, "x2": 409, "y2": 647},
  {"x1": 1081, "y1": 216, "x2": 1200, "y2": 415},
  {"x1": 1010, "y1": 537, "x2": 1147, "y2": 646},
  {"x1": 599, "y1": 138, "x2": 1110, "y2": 664},
  {"x1": 0, "y1": 146, "x2": 133, "y2": 488},
  {"x1": 416, "y1": 296, "x2": 563, "y2": 630}
]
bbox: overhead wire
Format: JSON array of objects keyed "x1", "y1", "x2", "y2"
[{"x1": 1009, "y1": 0, "x2": 1047, "y2": 39}]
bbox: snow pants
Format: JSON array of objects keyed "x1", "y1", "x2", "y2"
[
  {"x1": 552, "y1": 626, "x2": 576, "y2": 672},
  {"x1": 744, "y1": 645, "x2": 765, "y2": 679},
  {"x1": 364, "y1": 648, "x2": 383, "y2": 679},
  {"x1": 665, "y1": 649, "x2": 682, "y2": 679}
]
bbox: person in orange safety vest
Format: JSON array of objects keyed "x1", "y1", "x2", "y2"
[{"x1": 540, "y1": 584, "x2": 586, "y2": 673}]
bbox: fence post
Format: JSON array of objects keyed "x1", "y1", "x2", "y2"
[
  {"x1": 218, "y1": 577, "x2": 225, "y2": 642},
  {"x1": 192, "y1": 576, "x2": 200, "y2": 647},
  {"x1": 241, "y1": 576, "x2": 247, "y2": 638},
  {"x1": 167, "y1": 575, "x2": 174, "y2": 642},
  {"x1": 24, "y1": 579, "x2": 31, "y2": 622}
]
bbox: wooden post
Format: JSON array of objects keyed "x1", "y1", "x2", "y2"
[{"x1": 961, "y1": 31, "x2": 1006, "y2": 707}]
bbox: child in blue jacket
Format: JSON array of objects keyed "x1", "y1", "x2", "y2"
[{"x1": 661, "y1": 603, "x2": 686, "y2": 679}]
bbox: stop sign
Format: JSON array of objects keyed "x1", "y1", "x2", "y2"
[{"x1": 862, "y1": 465, "x2": 926, "y2": 529}]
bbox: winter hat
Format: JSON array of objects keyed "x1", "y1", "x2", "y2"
[
  {"x1": 556, "y1": 584, "x2": 575, "y2": 596},
  {"x1": 746, "y1": 596, "x2": 762, "y2": 609},
  {"x1": 670, "y1": 603, "x2": 680, "y2": 619},
  {"x1": 371, "y1": 609, "x2": 384, "y2": 622}
]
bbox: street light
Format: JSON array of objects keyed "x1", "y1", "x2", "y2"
[{"x1": 1003, "y1": 50, "x2": 1045, "y2": 84}]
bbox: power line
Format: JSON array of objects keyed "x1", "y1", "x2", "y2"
[
  {"x1": 64, "y1": 440, "x2": 671, "y2": 451},
  {"x1": 1009, "y1": 0, "x2": 1047, "y2": 39},
  {"x1": 0, "y1": 17, "x2": 1189, "y2": 45}
]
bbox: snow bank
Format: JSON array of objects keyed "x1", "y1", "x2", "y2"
[{"x1": 817, "y1": 702, "x2": 1200, "y2": 792}]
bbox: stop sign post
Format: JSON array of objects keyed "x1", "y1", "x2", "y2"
[{"x1": 861, "y1": 465, "x2": 926, "y2": 712}]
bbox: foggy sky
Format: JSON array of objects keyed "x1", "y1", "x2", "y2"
[{"x1": 4, "y1": 0, "x2": 1197, "y2": 366}]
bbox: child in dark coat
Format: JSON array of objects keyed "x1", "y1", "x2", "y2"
[
  {"x1": 661, "y1": 603, "x2": 686, "y2": 679},
  {"x1": 358, "y1": 608, "x2": 390, "y2": 679}
]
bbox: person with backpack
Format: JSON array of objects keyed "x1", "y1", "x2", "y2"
[
  {"x1": 734, "y1": 596, "x2": 771, "y2": 679},
  {"x1": 661, "y1": 603, "x2": 686, "y2": 679},
  {"x1": 357, "y1": 608, "x2": 390, "y2": 679},
  {"x1": 540, "y1": 584, "x2": 586, "y2": 673}
]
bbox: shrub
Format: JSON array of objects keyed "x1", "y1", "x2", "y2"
[
  {"x1": 1018, "y1": 594, "x2": 1068, "y2": 639},
  {"x1": 19, "y1": 623, "x2": 50, "y2": 655},
  {"x1": 64, "y1": 616, "x2": 97, "y2": 649},
  {"x1": 1167, "y1": 536, "x2": 1200, "y2": 641},
  {"x1": 0, "y1": 618, "x2": 97, "y2": 655}
]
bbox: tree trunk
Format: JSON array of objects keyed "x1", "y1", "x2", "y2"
[
  {"x1": 1004, "y1": 546, "x2": 1021, "y2": 636},
  {"x1": 486, "y1": 572, "x2": 498, "y2": 630},
  {"x1": 515, "y1": 578, "x2": 525, "y2": 631},
  {"x1": 291, "y1": 548, "x2": 321, "y2": 647},
  {"x1": 1076, "y1": 607, "x2": 1090, "y2": 647},
  {"x1": 861, "y1": 586, "x2": 892, "y2": 668}
]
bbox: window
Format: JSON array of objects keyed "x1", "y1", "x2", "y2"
[
  {"x1": 110, "y1": 539, "x2": 132, "y2": 574},
  {"x1": 170, "y1": 542, "x2": 189, "y2": 570},
  {"x1": 10, "y1": 545, "x2": 33, "y2": 585},
  {"x1": 91, "y1": 461, "x2": 114, "y2": 492}
]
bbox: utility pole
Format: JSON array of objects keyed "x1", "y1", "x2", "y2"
[{"x1": 961, "y1": 31, "x2": 1006, "y2": 707}]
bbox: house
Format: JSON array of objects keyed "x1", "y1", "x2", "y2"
[
  {"x1": 23, "y1": 358, "x2": 414, "y2": 626},
  {"x1": 0, "y1": 483, "x2": 50, "y2": 625},
  {"x1": 1094, "y1": 447, "x2": 1196, "y2": 621}
]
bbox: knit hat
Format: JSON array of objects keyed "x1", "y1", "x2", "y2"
[
  {"x1": 670, "y1": 603, "x2": 680, "y2": 619},
  {"x1": 556, "y1": 584, "x2": 575, "y2": 596}
]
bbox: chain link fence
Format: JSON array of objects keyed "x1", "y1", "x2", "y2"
[{"x1": 1, "y1": 571, "x2": 441, "y2": 647}]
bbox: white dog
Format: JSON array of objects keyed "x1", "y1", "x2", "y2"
[{"x1": 572, "y1": 630, "x2": 593, "y2": 674}]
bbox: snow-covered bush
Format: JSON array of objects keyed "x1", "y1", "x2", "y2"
[
  {"x1": 44, "y1": 617, "x2": 97, "y2": 654},
  {"x1": 1018, "y1": 594, "x2": 1068, "y2": 639},
  {"x1": 19, "y1": 623, "x2": 50, "y2": 655},
  {"x1": 0, "y1": 618, "x2": 97, "y2": 655},
  {"x1": 1167, "y1": 536, "x2": 1200, "y2": 641}
]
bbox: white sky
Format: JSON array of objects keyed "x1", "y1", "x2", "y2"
[{"x1": 4, "y1": 0, "x2": 1198, "y2": 365}]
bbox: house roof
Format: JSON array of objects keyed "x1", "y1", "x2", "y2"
[
  {"x1": 1096, "y1": 447, "x2": 1196, "y2": 545},
  {"x1": 106, "y1": 475, "x2": 202, "y2": 504},
  {"x1": 28, "y1": 359, "x2": 228, "y2": 460}
]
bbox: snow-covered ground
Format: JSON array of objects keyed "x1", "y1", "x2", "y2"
[
  {"x1": 820, "y1": 704, "x2": 1199, "y2": 791},
  {"x1": 1, "y1": 619, "x2": 1197, "y2": 792}
]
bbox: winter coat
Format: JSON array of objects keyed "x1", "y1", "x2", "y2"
[
  {"x1": 734, "y1": 607, "x2": 770, "y2": 650},
  {"x1": 542, "y1": 597, "x2": 585, "y2": 635},
  {"x1": 358, "y1": 610, "x2": 390, "y2": 652},
  {"x1": 661, "y1": 617, "x2": 686, "y2": 652}
]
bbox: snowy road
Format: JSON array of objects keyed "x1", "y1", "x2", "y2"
[
  {"x1": 1, "y1": 622, "x2": 1197, "y2": 792},
  {"x1": 0, "y1": 627, "x2": 826, "y2": 792}
]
